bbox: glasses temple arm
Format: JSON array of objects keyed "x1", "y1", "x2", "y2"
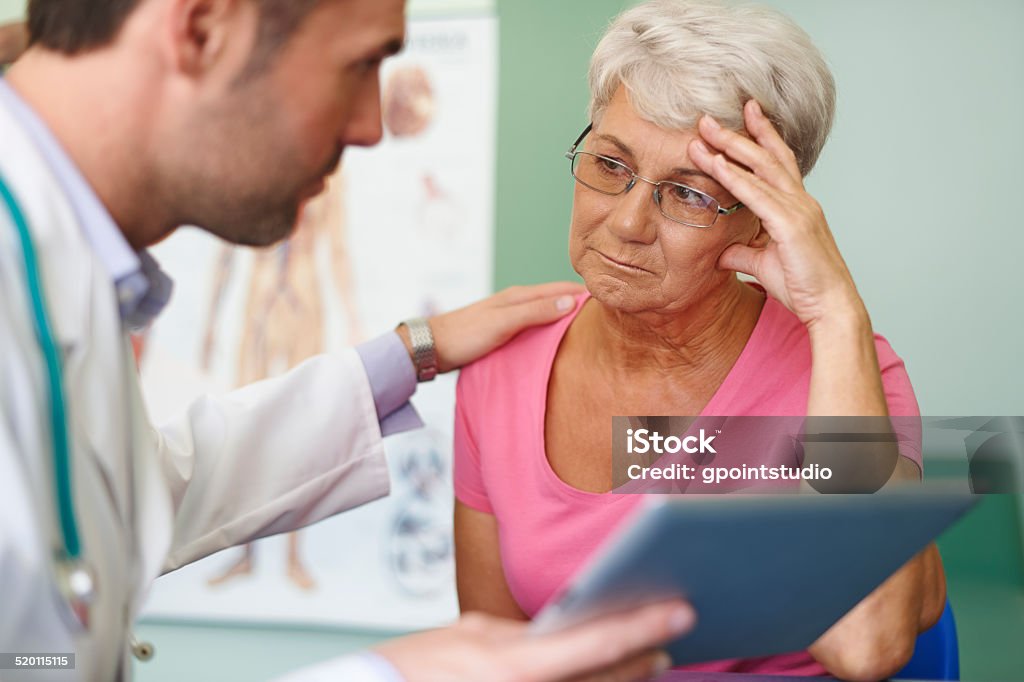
[{"x1": 565, "y1": 123, "x2": 594, "y2": 159}]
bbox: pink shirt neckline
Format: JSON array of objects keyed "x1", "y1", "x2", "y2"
[{"x1": 534, "y1": 289, "x2": 775, "y2": 503}]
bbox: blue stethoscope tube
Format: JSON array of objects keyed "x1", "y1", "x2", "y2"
[{"x1": 0, "y1": 172, "x2": 81, "y2": 561}]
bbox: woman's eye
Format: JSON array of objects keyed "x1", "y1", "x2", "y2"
[
  {"x1": 598, "y1": 158, "x2": 627, "y2": 174},
  {"x1": 669, "y1": 185, "x2": 705, "y2": 206}
]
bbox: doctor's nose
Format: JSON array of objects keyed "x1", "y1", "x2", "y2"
[{"x1": 343, "y1": 71, "x2": 385, "y2": 148}]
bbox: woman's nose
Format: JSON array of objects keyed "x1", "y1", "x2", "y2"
[{"x1": 605, "y1": 180, "x2": 658, "y2": 244}]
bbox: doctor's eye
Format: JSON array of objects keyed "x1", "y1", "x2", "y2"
[{"x1": 353, "y1": 57, "x2": 383, "y2": 76}]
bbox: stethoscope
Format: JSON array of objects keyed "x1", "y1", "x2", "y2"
[{"x1": 0, "y1": 171, "x2": 154, "y2": 661}]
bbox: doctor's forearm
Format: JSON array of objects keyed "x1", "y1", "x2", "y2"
[{"x1": 158, "y1": 349, "x2": 391, "y2": 571}]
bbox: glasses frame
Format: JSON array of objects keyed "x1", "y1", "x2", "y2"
[{"x1": 565, "y1": 124, "x2": 744, "y2": 228}]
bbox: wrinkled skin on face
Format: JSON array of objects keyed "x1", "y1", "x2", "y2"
[{"x1": 569, "y1": 86, "x2": 764, "y2": 315}]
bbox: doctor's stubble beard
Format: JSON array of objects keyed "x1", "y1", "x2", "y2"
[{"x1": 164, "y1": 87, "x2": 339, "y2": 248}]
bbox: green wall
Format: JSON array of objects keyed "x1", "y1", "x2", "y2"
[{"x1": 0, "y1": 0, "x2": 20, "y2": 22}]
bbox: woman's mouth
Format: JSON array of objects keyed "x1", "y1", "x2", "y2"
[{"x1": 595, "y1": 250, "x2": 651, "y2": 274}]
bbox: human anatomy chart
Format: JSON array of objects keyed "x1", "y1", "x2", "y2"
[{"x1": 138, "y1": 16, "x2": 497, "y2": 629}]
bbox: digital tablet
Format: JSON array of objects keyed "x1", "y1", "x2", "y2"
[{"x1": 530, "y1": 489, "x2": 976, "y2": 664}]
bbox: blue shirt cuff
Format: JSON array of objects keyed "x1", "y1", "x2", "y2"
[{"x1": 356, "y1": 332, "x2": 423, "y2": 437}]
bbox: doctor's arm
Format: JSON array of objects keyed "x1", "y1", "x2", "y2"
[
  {"x1": 404, "y1": 283, "x2": 582, "y2": 375},
  {"x1": 155, "y1": 283, "x2": 583, "y2": 571},
  {"x1": 277, "y1": 599, "x2": 692, "y2": 682}
]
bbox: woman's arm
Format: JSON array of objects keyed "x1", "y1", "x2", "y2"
[
  {"x1": 802, "y1": 322, "x2": 945, "y2": 679},
  {"x1": 692, "y1": 101, "x2": 946, "y2": 681},
  {"x1": 454, "y1": 501, "x2": 529, "y2": 620},
  {"x1": 810, "y1": 543, "x2": 946, "y2": 681}
]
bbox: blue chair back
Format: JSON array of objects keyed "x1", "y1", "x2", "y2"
[{"x1": 896, "y1": 600, "x2": 959, "y2": 680}]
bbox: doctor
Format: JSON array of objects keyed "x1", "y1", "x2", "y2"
[{"x1": 0, "y1": 1, "x2": 694, "y2": 681}]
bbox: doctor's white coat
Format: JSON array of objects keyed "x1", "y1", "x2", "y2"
[{"x1": 0, "y1": 90, "x2": 392, "y2": 679}]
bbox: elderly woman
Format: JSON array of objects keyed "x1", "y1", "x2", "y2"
[{"x1": 453, "y1": 0, "x2": 945, "y2": 679}]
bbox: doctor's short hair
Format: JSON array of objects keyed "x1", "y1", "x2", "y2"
[
  {"x1": 26, "y1": 0, "x2": 319, "y2": 73},
  {"x1": 588, "y1": 0, "x2": 836, "y2": 177}
]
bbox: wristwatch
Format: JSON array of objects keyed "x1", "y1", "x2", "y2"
[{"x1": 400, "y1": 317, "x2": 438, "y2": 382}]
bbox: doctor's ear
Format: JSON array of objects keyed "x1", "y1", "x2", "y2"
[{"x1": 165, "y1": 0, "x2": 256, "y2": 77}]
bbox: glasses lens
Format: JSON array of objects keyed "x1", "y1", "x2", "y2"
[
  {"x1": 659, "y1": 183, "x2": 718, "y2": 227},
  {"x1": 571, "y1": 153, "x2": 632, "y2": 195}
]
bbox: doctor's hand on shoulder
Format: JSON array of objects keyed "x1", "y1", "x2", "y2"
[
  {"x1": 400, "y1": 282, "x2": 585, "y2": 374},
  {"x1": 376, "y1": 600, "x2": 694, "y2": 682}
]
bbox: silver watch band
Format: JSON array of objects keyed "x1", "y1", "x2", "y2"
[{"x1": 401, "y1": 317, "x2": 438, "y2": 382}]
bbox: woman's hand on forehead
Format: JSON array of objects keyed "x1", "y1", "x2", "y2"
[{"x1": 689, "y1": 99, "x2": 864, "y2": 329}]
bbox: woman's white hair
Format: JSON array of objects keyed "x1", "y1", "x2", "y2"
[{"x1": 589, "y1": 0, "x2": 836, "y2": 176}]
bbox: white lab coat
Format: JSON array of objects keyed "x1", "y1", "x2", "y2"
[{"x1": 0, "y1": 94, "x2": 392, "y2": 680}]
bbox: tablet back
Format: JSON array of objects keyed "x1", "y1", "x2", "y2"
[{"x1": 531, "y1": 490, "x2": 976, "y2": 664}]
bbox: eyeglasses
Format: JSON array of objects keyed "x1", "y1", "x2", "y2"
[{"x1": 565, "y1": 124, "x2": 744, "y2": 228}]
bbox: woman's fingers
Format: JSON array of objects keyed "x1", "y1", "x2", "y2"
[
  {"x1": 742, "y1": 100, "x2": 804, "y2": 181},
  {"x1": 696, "y1": 114, "x2": 802, "y2": 192},
  {"x1": 689, "y1": 140, "x2": 793, "y2": 239}
]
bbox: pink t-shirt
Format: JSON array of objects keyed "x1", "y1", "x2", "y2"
[{"x1": 454, "y1": 292, "x2": 921, "y2": 676}]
